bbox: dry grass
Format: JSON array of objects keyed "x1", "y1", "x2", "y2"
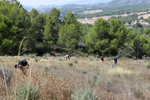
[
  {"x1": 108, "y1": 67, "x2": 135, "y2": 77},
  {"x1": 0, "y1": 56, "x2": 150, "y2": 100}
]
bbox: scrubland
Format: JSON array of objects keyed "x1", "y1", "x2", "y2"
[{"x1": 0, "y1": 56, "x2": 150, "y2": 100}]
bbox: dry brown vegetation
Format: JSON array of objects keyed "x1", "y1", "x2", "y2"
[{"x1": 0, "y1": 56, "x2": 150, "y2": 100}]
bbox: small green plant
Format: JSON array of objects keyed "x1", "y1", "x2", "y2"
[
  {"x1": 96, "y1": 65, "x2": 99, "y2": 69},
  {"x1": 68, "y1": 63, "x2": 73, "y2": 67},
  {"x1": 43, "y1": 56, "x2": 47, "y2": 59},
  {"x1": 88, "y1": 75, "x2": 98, "y2": 87},
  {"x1": 24, "y1": 58, "x2": 30, "y2": 61},
  {"x1": 89, "y1": 58, "x2": 94, "y2": 61},
  {"x1": 15, "y1": 58, "x2": 20, "y2": 63},
  {"x1": 3, "y1": 67, "x2": 13, "y2": 84},
  {"x1": 96, "y1": 58, "x2": 99, "y2": 61},
  {"x1": 15, "y1": 84, "x2": 40, "y2": 100},
  {"x1": 44, "y1": 66, "x2": 49, "y2": 72},
  {"x1": 71, "y1": 88, "x2": 97, "y2": 100},
  {"x1": 146, "y1": 63, "x2": 150, "y2": 69},
  {"x1": 78, "y1": 69, "x2": 87, "y2": 74},
  {"x1": 134, "y1": 89, "x2": 145, "y2": 99},
  {"x1": 29, "y1": 53, "x2": 37, "y2": 58},
  {"x1": 96, "y1": 71, "x2": 100, "y2": 75},
  {"x1": 35, "y1": 58, "x2": 40, "y2": 62},
  {"x1": 95, "y1": 78, "x2": 103, "y2": 86},
  {"x1": 106, "y1": 57, "x2": 113, "y2": 61},
  {"x1": 74, "y1": 59, "x2": 78, "y2": 64},
  {"x1": 58, "y1": 58, "x2": 63, "y2": 61},
  {"x1": 50, "y1": 65, "x2": 57, "y2": 69}
]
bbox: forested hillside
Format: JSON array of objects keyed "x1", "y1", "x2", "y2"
[
  {"x1": 36, "y1": 0, "x2": 150, "y2": 19},
  {"x1": 1, "y1": 0, "x2": 150, "y2": 59},
  {"x1": 109, "y1": 0, "x2": 150, "y2": 5}
]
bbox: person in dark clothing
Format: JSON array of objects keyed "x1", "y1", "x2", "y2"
[
  {"x1": 65, "y1": 55, "x2": 70, "y2": 60},
  {"x1": 15, "y1": 60, "x2": 29, "y2": 68},
  {"x1": 114, "y1": 56, "x2": 117, "y2": 65},
  {"x1": 14, "y1": 60, "x2": 29, "y2": 74},
  {"x1": 100, "y1": 55, "x2": 104, "y2": 62}
]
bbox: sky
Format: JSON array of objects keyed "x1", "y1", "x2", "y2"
[
  {"x1": 18, "y1": 0, "x2": 81, "y2": 7},
  {"x1": 18, "y1": 0, "x2": 111, "y2": 7}
]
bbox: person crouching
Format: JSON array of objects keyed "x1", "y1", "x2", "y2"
[
  {"x1": 65, "y1": 55, "x2": 70, "y2": 60},
  {"x1": 14, "y1": 60, "x2": 29, "y2": 74}
]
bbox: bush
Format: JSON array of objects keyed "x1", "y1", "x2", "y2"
[
  {"x1": 3, "y1": 67, "x2": 13, "y2": 84},
  {"x1": 58, "y1": 58, "x2": 63, "y2": 61},
  {"x1": 78, "y1": 69, "x2": 87, "y2": 74},
  {"x1": 146, "y1": 63, "x2": 150, "y2": 69},
  {"x1": 35, "y1": 58, "x2": 40, "y2": 62},
  {"x1": 74, "y1": 59, "x2": 78, "y2": 64},
  {"x1": 15, "y1": 84, "x2": 40, "y2": 100},
  {"x1": 89, "y1": 57, "x2": 94, "y2": 61},
  {"x1": 134, "y1": 89, "x2": 145, "y2": 99},
  {"x1": 106, "y1": 57, "x2": 113, "y2": 61},
  {"x1": 29, "y1": 53, "x2": 37, "y2": 58},
  {"x1": 15, "y1": 58, "x2": 20, "y2": 63},
  {"x1": 88, "y1": 75, "x2": 98, "y2": 87},
  {"x1": 68, "y1": 63, "x2": 73, "y2": 67},
  {"x1": 71, "y1": 88, "x2": 97, "y2": 100},
  {"x1": 44, "y1": 66, "x2": 49, "y2": 72}
]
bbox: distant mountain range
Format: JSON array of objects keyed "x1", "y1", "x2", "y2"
[
  {"x1": 23, "y1": 0, "x2": 111, "y2": 10},
  {"x1": 109, "y1": 0, "x2": 150, "y2": 5},
  {"x1": 68, "y1": 0, "x2": 111, "y2": 5},
  {"x1": 23, "y1": 0, "x2": 150, "y2": 10},
  {"x1": 23, "y1": 5, "x2": 34, "y2": 10},
  {"x1": 23, "y1": 5, "x2": 57, "y2": 10}
]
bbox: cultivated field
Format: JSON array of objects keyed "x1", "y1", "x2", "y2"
[
  {"x1": 80, "y1": 10, "x2": 103, "y2": 14},
  {"x1": 78, "y1": 11, "x2": 150, "y2": 25},
  {"x1": 0, "y1": 56, "x2": 150, "y2": 100}
]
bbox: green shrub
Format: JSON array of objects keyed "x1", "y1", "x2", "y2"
[
  {"x1": 96, "y1": 71, "x2": 100, "y2": 75},
  {"x1": 96, "y1": 58, "x2": 99, "y2": 61},
  {"x1": 68, "y1": 63, "x2": 73, "y2": 67},
  {"x1": 134, "y1": 89, "x2": 145, "y2": 99},
  {"x1": 44, "y1": 66, "x2": 49, "y2": 72},
  {"x1": 24, "y1": 58, "x2": 30, "y2": 61},
  {"x1": 106, "y1": 57, "x2": 113, "y2": 61},
  {"x1": 35, "y1": 58, "x2": 40, "y2": 62},
  {"x1": 89, "y1": 58, "x2": 94, "y2": 61},
  {"x1": 50, "y1": 65, "x2": 57, "y2": 70},
  {"x1": 16, "y1": 84, "x2": 40, "y2": 100},
  {"x1": 58, "y1": 58, "x2": 63, "y2": 61},
  {"x1": 88, "y1": 75, "x2": 98, "y2": 87},
  {"x1": 43, "y1": 56, "x2": 47, "y2": 59},
  {"x1": 71, "y1": 88, "x2": 97, "y2": 100},
  {"x1": 3, "y1": 67, "x2": 13, "y2": 84},
  {"x1": 74, "y1": 59, "x2": 78, "y2": 64},
  {"x1": 146, "y1": 63, "x2": 150, "y2": 69},
  {"x1": 78, "y1": 69, "x2": 87, "y2": 74},
  {"x1": 29, "y1": 53, "x2": 37, "y2": 58},
  {"x1": 95, "y1": 78, "x2": 103, "y2": 87},
  {"x1": 15, "y1": 58, "x2": 20, "y2": 63},
  {"x1": 96, "y1": 65, "x2": 99, "y2": 69}
]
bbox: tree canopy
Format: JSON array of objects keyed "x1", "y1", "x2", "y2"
[{"x1": 1, "y1": 0, "x2": 150, "y2": 59}]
